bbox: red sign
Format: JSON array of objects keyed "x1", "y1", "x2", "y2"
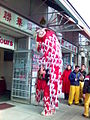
[
  {"x1": 17, "y1": 17, "x2": 23, "y2": 26},
  {"x1": 0, "y1": 36, "x2": 13, "y2": 46},
  {"x1": 3, "y1": 10, "x2": 12, "y2": 22}
]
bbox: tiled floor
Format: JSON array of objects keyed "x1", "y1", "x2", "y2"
[{"x1": 0, "y1": 100, "x2": 89, "y2": 120}]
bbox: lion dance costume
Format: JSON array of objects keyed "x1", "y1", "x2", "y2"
[{"x1": 36, "y1": 28, "x2": 62, "y2": 116}]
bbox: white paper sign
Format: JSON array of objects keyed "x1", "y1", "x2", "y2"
[{"x1": 0, "y1": 33, "x2": 14, "y2": 50}]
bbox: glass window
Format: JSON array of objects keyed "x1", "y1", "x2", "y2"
[{"x1": 17, "y1": 37, "x2": 28, "y2": 50}]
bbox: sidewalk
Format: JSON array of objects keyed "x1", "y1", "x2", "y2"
[{"x1": 0, "y1": 100, "x2": 89, "y2": 120}]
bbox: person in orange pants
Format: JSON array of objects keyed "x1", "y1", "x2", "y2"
[
  {"x1": 79, "y1": 64, "x2": 86, "y2": 103},
  {"x1": 68, "y1": 65, "x2": 81, "y2": 105},
  {"x1": 82, "y1": 74, "x2": 90, "y2": 118}
]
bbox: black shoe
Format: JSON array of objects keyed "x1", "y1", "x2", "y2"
[
  {"x1": 79, "y1": 99, "x2": 82, "y2": 103},
  {"x1": 68, "y1": 103, "x2": 71, "y2": 106},
  {"x1": 82, "y1": 114, "x2": 89, "y2": 118}
]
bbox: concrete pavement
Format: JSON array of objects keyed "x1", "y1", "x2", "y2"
[{"x1": 0, "y1": 100, "x2": 89, "y2": 120}]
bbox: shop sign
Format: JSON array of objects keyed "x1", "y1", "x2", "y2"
[
  {"x1": 0, "y1": 34, "x2": 14, "y2": 50},
  {"x1": 0, "y1": 6, "x2": 40, "y2": 35},
  {"x1": 59, "y1": 38, "x2": 78, "y2": 54}
]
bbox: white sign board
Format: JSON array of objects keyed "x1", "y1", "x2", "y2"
[
  {"x1": 0, "y1": 6, "x2": 40, "y2": 35},
  {"x1": 0, "y1": 33, "x2": 14, "y2": 50}
]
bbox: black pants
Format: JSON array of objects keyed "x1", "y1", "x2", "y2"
[{"x1": 64, "y1": 93, "x2": 69, "y2": 100}]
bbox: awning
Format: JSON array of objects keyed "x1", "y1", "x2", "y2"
[
  {"x1": 42, "y1": 0, "x2": 78, "y2": 24},
  {"x1": 80, "y1": 28, "x2": 90, "y2": 40},
  {"x1": 42, "y1": 0, "x2": 90, "y2": 40}
]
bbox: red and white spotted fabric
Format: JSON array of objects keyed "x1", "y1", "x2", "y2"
[{"x1": 36, "y1": 28, "x2": 62, "y2": 115}]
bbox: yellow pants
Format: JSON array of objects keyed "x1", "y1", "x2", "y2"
[
  {"x1": 84, "y1": 93, "x2": 90, "y2": 117},
  {"x1": 80, "y1": 81, "x2": 84, "y2": 100},
  {"x1": 68, "y1": 85, "x2": 80, "y2": 105}
]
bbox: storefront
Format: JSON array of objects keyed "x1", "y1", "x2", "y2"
[
  {"x1": 58, "y1": 37, "x2": 78, "y2": 71},
  {"x1": 0, "y1": 34, "x2": 14, "y2": 97},
  {"x1": 0, "y1": 6, "x2": 40, "y2": 103}
]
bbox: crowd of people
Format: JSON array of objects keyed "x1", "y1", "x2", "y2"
[
  {"x1": 62, "y1": 64, "x2": 86, "y2": 105},
  {"x1": 35, "y1": 64, "x2": 90, "y2": 118},
  {"x1": 35, "y1": 28, "x2": 90, "y2": 117},
  {"x1": 61, "y1": 64, "x2": 90, "y2": 118}
]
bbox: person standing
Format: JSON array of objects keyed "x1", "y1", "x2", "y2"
[
  {"x1": 79, "y1": 64, "x2": 86, "y2": 103},
  {"x1": 68, "y1": 65, "x2": 81, "y2": 105},
  {"x1": 82, "y1": 72, "x2": 90, "y2": 118},
  {"x1": 36, "y1": 28, "x2": 62, "y2": 116},
  {"x1": 36, "y1": 65, "x2": 51, "y2": 115},
  {"x1": 62, "y1": 65, "x2": 72, "y2": 100}
]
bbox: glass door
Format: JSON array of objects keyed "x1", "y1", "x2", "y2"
[{"x1": 11, "y1": 51, "x2": 32, "y2": 103}]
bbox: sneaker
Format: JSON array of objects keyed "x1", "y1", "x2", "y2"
[
  {"x1": 82, "y1": 114, "x2": 89, "y2": 118},
  {"x1": 55, "y1": 107, "x2": 59, "y2": 110},
  {"x1": 35, "y1": 102, "x2": 39, "y2": 106},
  {"x1": 41, "y1": 109, "x2": 45, "y2": 116},
  {"x1": 51, "y1": 109, "x2": 56, "y2": 114},
  {"x1": 74, "y1": 103, "x2": 79, "y2": 105},
  {"x1": 41, "y1": 109, "x2": 52, "y2": 116},
  {"x1": 79, "y1": 99, "x2": 82, "y2": 103}
]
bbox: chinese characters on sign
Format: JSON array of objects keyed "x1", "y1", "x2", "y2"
[
  {"x1": 17, "y1": 17, "x2": 23, "y2": 26},
  {"x1": 0, "y1": 6, "x2": 40, "y2": 35},
  {"x1": 27, "y1": 22, "x2": 32, "y2": 30},
  {"x1": 3, "y1": 11, "x2": 12, "y2": 22}
]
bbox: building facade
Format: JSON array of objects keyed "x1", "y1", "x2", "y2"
[{"x1": 0, "y1": 0, "x2": 89, "y2": 103}]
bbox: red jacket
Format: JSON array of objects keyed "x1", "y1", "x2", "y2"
[{"x1": 62, "y1": 69, "x2": 71, "y2": 93}]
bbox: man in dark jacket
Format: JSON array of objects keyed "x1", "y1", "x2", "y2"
[
  {"x1": 82, "y1": 74, "x2": 90, "y2": 118},
  {"x1": 79, "y1": 64, "x2": 86, "y2": 103},
  {"x1": 68, "y1": 65, "x2": 81, "y2": 105}
]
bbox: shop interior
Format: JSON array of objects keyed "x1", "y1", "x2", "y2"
[
  {"x1": 62, "y1": 48, "x2": 71, "y2": 71},
  {"x1": 62, "y1": 48, "x2": 77, "y2": 72},
  {"x1": 0, "y1": 24, "x2": 27, "y2": 102}
]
